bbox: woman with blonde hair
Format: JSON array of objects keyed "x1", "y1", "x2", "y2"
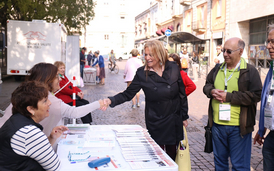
[{"x1": 104, "y1": 40, "x2": 189, "y2": 160}]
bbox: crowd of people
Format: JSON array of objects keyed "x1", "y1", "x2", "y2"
[{"x1": 1, "y1": 23, "x2": 274, "y2": 169}]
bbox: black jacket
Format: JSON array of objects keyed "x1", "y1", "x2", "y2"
[
  {"x1": 109, "y1": 61, "x2": 189, "y2": 144},
  {"x1": 0, "y1": 113, "x2": 45, "y2": 171}
]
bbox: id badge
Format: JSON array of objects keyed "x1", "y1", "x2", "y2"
[{"x1": 219, "y1": 104, "x2": 231, "y2": 121}]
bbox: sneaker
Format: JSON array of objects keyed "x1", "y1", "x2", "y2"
[
  {"x1": 137, "y1": 103, "x2": 140, "y2": 107},
  {"x1": 132, "y1": 105, "x2": 136, "y2": 109}
]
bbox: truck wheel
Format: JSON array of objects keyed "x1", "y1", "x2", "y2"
[
  {"x1": 14, "y1": 75, "x2": 22, "y2": 82},
  {"x1": 119, "y1": 57, "x2": 122, "y2": 61}
]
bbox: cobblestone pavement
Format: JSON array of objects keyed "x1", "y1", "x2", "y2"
[{"x1": 0, "y1": 61, "x2": 265, "y2": 170}]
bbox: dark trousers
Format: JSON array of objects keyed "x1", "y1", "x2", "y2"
[
  {"x1": 67, "y1": 99, "x2": 92, "y2": 124},
  {"x1": 160, "y1": 144, "x2": 177, "y2": 161},
  {"x1": 263, "y1": 131, "x2": 274, "y2": 171}
]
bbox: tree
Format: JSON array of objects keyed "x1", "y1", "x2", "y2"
[{"x1": 0, "y1": 0, "x2": 95, "y2": 35}]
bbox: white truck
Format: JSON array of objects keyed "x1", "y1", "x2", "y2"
[{"x1": 7, "y1": 20, "x2": 80, "y2": 82}]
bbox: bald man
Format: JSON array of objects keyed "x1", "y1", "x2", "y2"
[{"x1": 203, "y1": 37, "x2": 262, "y2": 170}]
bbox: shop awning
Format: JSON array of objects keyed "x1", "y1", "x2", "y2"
[
  {"x1": 156, "y1": 30, "x2": 162, "y2": 36},
  {"x1": 145, "y1": 31, "x2": 208, "y2": 44},
  {"x1": 168, "y1": 25, "x2": 174, "y2": 31},
  {"x1": 167, "y1": 31, "x2": 208, "y2": 44},
  {"x1": 161, "y1": 28, "x2": 167, "y2": 34}
]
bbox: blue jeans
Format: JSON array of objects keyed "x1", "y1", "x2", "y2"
[
  {"x1": 212, "y1": 123, "x2": 251, "y2": 171},
  {"x1": 80, "y1": 64, "x2": 84, "y2": 78},
  {"x1": 263, "y1": 131, "x2": 274, "y2": 171}
]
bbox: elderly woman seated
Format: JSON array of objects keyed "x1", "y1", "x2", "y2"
[{"x1": 0, "y1": 81, "x2": 68, "y2": 170}]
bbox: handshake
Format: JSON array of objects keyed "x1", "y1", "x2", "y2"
[{"x1": 98, "y1": 98, "x2": 112, "y2": 111}]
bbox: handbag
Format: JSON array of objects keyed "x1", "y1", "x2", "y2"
[
  {"x1": 175, "y1": 126, "x2": 191, "y2": 171},
  {"x1": 204, "y1": 122, "x2": 213, "y2": 153}
]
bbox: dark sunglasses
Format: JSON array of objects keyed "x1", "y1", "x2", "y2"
[{"x1": 221, "y1": 48, "x2": 240, "y2": 54}]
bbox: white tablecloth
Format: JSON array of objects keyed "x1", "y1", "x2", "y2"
[{"x1": 57, "y1": 125, "x2": 178, "y2": 171}]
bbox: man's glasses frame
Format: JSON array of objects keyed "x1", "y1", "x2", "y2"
[
  {"x1": 221, "y1": 48, "x2": 241, "y2": 54},
  {"x1": 265, "y1": 39, "x2": 274, "y2": 47}
]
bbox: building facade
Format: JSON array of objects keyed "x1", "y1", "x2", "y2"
[
  {"x1": 82, "y1": 0, "x2": 136, "y2": 57},
  {"x1": 135, "y1": 0, "x2": 274, "y2": 68},
  {"x1": 229, "y1": 0, "x2": 274, "y2": 68}
]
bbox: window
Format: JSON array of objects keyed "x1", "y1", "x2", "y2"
[
  {"x1": 187, "y1": 11, "x2": 191, "y2": 26},
  {"x1": 217, "y1": 0, "x2": 222, "y2": 17},
  {"x1": 104, "y1": 35, "x2": 109, "y2": 40},
  {"x1": 177, "y1": 23, "x2": 181, "y2": 31},
  {"x1": 250, "y1": 19, "x2": 266, "y2": 45},
  {"x1": 201, "y1": 6, "x2": 204, "y2": 27}
]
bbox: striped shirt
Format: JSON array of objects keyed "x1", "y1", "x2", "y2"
[{"x1": 11, "y1": 125, "x2": 60, "y2": 171}]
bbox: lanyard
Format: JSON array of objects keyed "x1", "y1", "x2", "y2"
[{"x1": 224, "y1": 60, "x2": 241, "y2": 92}]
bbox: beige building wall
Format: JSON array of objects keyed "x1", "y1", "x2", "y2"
[{"x1": 228, "y1": 0, "x2": 274, "y2": 59}]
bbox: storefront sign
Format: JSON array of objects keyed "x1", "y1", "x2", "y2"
[{"x1": 213, "y1": 32, "x2": 223, "y2": 39}]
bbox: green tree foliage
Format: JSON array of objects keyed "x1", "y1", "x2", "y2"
[{"x1": 0, "y1": 0, "x2": 95, "y2": 34}]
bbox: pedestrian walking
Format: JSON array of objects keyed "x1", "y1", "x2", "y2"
[
  {"x1": 80, "y1": 47, "x2": 86, "y2": 78},
  {"x1": 124, "y1": 48, "x2": 143, "y2": 108},
  {"x1": 87, "y1": 50, "x2": 93, "y2": 66},
  {"x1": 93, "y1": 51, "x2": 105, "y2": 85},
  {"x1": 203, "y1": 37, "x2": 262, "y2": 170},
  {"x1": 104, "y1": 40, "x2": 189, "y2": 161},
  {"x1": 254, "y1": 23, "x2": 274, "y2": 171}
]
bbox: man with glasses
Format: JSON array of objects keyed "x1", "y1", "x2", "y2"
[
  {"x1": 203, "y1": 37, "x2": 262, "y2": 170},
  {"x1": 254, "y1": 24, "x2": 274, "y2": 171},
  {"x1": 214, "y1": 45, "x2": 224, "y2": 64}
]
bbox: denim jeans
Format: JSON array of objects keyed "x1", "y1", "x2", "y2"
[
  {"x1": 212, "y1": 123, "x2": 251, "y2": 171},
  {"x1": 263, "y1": 131, "x2": 274, "y2": 171},
  {"x1": 80, "y1": 64, "x2": 84, "y2": 78}
]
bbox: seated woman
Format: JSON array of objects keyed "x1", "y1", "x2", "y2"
[
  {"x1": 0, "y1": 81, "x2": 68, "y2": 170},
  {"x1": 0, "y1": 63, "x2": 105, "y2": 149},
  {"x1": 54, "y1": 61, "x2": 92, "y2": 124},
  {"x1": 169, "y1": 53, "x2": 196, "y2": 96}
]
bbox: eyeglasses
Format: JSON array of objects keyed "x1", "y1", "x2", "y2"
[
  {"x1": 221, "y1": 48, "x2": 240, "y2": 54},
  {"x1": 265, "y1": 39, "x2": 274, "y2": 47}
]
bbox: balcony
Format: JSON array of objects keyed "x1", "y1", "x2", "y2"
[
  {"x1": 180, "y1": 0, "x2": 191, "y2": 6},
  {"x1": 192, "y1": 20, "x2": 206, "y2": 33}
]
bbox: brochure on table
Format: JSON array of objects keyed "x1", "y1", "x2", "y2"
[{"x1": 57, "y1": 125, "x2": 178, "y2": 171}]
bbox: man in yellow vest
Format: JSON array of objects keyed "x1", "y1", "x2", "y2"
[{"x1": 203, "y1": 37, "x2": 262, "y2": 170}]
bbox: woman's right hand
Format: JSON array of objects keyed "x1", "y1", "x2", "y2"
[{"x1": 98, "y1": 99, "x2": 110, "y2": 111}]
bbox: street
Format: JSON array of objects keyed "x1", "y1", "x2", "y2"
[{"x1": 0, "y1": 60, "x2": 264, "y2": 170}]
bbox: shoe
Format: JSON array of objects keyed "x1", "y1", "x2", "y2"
[
  {"x1": 132, "y1": 105, "x2": 136, "y2": 109},
  {"x1": 137, "y1": 103, "x2": 140, "y2": 107}
]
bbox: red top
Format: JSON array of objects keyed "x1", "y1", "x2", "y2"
[
  {"x1": 55, "y1": 75, "x2": 82, "y2": 103},
  {"x1": 180, "y1": 70, "x2": 196, "y2": 96}
]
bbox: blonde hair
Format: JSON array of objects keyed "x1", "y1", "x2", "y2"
[
  {"x1": 144, "y1": 40, "x2": 168, "y2": 67},
  {"x1": 54, "y1": 61, "x2": 65, "y2": 69}
]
